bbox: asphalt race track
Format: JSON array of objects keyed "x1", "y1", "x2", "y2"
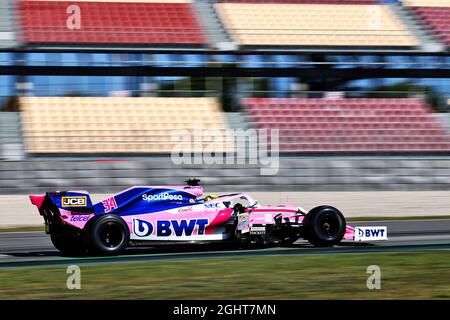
[{"x1": 0, "y1": 219, "x2": 450, "y2": 268}]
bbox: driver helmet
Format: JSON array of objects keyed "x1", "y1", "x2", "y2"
[{"x1": 204, "y1": 194, "x2": 219, "y2": 202}]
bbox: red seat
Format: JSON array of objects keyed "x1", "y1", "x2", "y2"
[
  {"x1": 242, "y1": 98, "x2": 450, "y2": 152},
  {"x1": 412, "y1": 7, "x2": 450, "y2": 46},
  {"x1": 19, "y1": 1, "x2": 206, "y2": 45}
]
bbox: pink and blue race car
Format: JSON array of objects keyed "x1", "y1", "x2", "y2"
[{"x1": 29, "y1": 179, "x2": 387, "y2": 256}]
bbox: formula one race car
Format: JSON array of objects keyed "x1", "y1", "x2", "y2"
[{"x1": 29, "y1": 179, "x2": 387, "y2": 256}]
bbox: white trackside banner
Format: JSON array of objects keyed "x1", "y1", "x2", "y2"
[{"x1": 354, "y1": 226, "x2": 388, "y2": 241}]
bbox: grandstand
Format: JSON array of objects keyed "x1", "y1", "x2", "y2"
[
  {"x1": 20, "y1": 97, "x2": 234, "y2": 153},
  {"x1": 0, "y1": 0, "x2": 446, "y2": 49},
  {"x1": 0, "y1": 0, "x2": 449, "y2": 193},
  {"x1": 215, "y1": 0, "x2": 419, "y2": 47},
  {"x1": 19, "y1": 0, "x2": 206, "y2": 45},
  {"x1": 404, "y1": 0, "x2": 450, "y2": 47},
  {"x1": 15, "y1": 95, "x2": 450, "y2": 154},
  {"x1": 243, "y1": 97, "x2": 450, "y2": 152},
  {"x1": 0, "y1": 0, "x2": 450, "y2": 155},
  {"x1": 0, "y1": 0, "x2": 446, "y2": 50}
]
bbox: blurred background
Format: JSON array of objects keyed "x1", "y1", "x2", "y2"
[
  {"x1": 0, "y1": 0, "x2": 450, "y2": 226},
  {"x1": 2, "y1": 0, "x2": 450, "y2": 300}
]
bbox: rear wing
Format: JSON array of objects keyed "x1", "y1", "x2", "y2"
[
  {"x1": 30, "y1": 191, "x2": 94, "y2": 214},
  {"x1": 30, "y1": 195, "x2": 45, "y2": 209}
]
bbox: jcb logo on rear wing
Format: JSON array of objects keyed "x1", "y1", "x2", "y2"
[{"x1": 62, "y1": 196, "x2": 87, "y2": 207}]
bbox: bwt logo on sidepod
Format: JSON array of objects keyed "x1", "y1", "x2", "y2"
[
  {"x1": 355, "y1": 226, "x2": 388, "y2": 241},
  {"x1": 132, "y1": 218, "x2": 208, "y2": 238}
]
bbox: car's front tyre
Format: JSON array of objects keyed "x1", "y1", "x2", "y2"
[
  {"x1": 84, "y1": 214, "x2": 130, "y2": 255},
  {"x1": 303, "y1": 205, "x2": 346, "y2": 247}
]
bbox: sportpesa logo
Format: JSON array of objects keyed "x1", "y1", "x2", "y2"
[{"x1": 142, "y1": 193, "x2": 183, "y2": 202}]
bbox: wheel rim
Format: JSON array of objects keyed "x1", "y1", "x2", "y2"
[
  {"x1": 317, "y1": 213, "x2": 340, "y2": 239},
  {"x1": 99, "y1": 222, "x2": 124, "y2": 250}
]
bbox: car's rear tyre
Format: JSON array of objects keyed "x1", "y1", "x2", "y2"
[
  {"x1": 303, "y1": 205, "x2": 346, "y2": 247},
  {"x1": 51, "y1": 234, "x2": 86, "y2": 257},
  {"x1": 84, "y1": 214, "x2": 130, "y2": 255}
]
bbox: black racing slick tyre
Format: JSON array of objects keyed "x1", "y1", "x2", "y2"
[
  {"x1": 51, "y1": 234, "x2": 87, "y2": 257},
  {"x1": 84, "y1": 214, "x2": 130, "y2": 255},
  {"x1": 303, "y1": 205, "x2": 346, "y2": 247}
]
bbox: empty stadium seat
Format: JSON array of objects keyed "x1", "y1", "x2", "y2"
[
  {"x1": 217, "y1": 0, "x2": 377, "y2": 3},
  {"x1": 215, "y1": 2, "x2": 418, "y2": 46},
  {"x1": 404, "y1": 0, "x2": 450, "y2": 46},
  {"x1": 20, "y1": 97, "x2": 234, "y2": 154},
  {"x1": 19, "y1": 0, "x2": 206, "y2": 45},
  {"x1": 242, "y1": 98, "x2": 450, "y2": 152},
  {"x1": 403, "y1": 0, "x2": 449, "y2": 6}
]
